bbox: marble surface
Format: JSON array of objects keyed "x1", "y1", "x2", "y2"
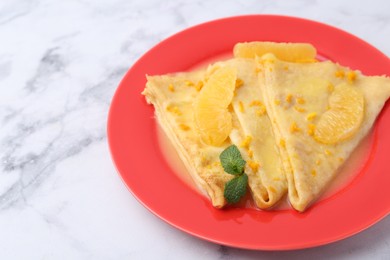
[{"x1": 1, "y1": 0, "x2": 389, "y2": 259}]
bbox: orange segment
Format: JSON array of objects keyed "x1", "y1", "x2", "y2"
[
  {"x1": 233, "y1": 42, "x2": 317, "y2": 62},
  {"x1": 193, "y1": 66, "x2": 237, "y2": 146},
  {"x1": 314, "y1": 83, "x2": 364, "y2": 144}
]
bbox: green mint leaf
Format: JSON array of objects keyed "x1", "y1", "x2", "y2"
[
  {"x1": 224, "y1": 174, "x2": 248, "y2": 204},
  {"x1": 219, "y1": 145, "x2": 246, "y2": 175}
]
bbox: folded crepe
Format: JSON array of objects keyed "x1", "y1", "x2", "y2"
[
  {"x1": 143, "y1": 58, "x2": 287, "y2": 209},
  {"x1": 213, "y1": 59, "x2": 287, "y2": 208},
  {"x1": 257, "y1": 54, "x2": 390, "y2": 211},
  {"x1": 143, "y1": 70, "x2": 231, "y2": 208}
]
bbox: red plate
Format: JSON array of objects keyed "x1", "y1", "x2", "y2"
[{"x1": 107, "y1": 15, "x2": 390, "y2": 250}]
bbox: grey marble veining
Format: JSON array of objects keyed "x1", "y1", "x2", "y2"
[{"x1": 0, "y1": 0, "x2": 389, "y2": 259}]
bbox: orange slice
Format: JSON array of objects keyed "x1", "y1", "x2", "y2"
[
  {"x1": 234, "y1": 41, "x2": 317, "y2": 62},
  {"x1": 314, "y1": 83, "x2": 364, "y2": 144},
  {"x1": 193, "y1": 66, "x2": 237, "y2": 146}
]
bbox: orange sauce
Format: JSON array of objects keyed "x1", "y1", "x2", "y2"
[
  {"x1": 157, "y1": 125, "x2": 206, "y2": 196},
  {"x1": 157, "y1": 123, "x2": 374, "y2": 211},
  {"x1": 320, "y1": 131, "x2": 374, "y2": 200}
]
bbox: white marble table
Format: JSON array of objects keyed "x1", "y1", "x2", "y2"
[{"x1": 1, "y1": 0, "x2": 389, "y2": 259}]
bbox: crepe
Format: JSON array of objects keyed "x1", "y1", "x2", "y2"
[
  {"x1": 143, "y1": 58, "x2": 287, "y2": 209},
  {"x1": 257, "y1": 54, "x2": 390, "y2": 211},
  {"x1": 143, "y1": 70, "x2": 231, "y2": 208},
  {"x1": 209, "y1": 59, "x2": 287, "y2": 208}
]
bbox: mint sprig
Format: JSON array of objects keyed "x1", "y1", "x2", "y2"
[
  {"x1": 224, "y1": 174, "x2": 248, "y2": 204},
  {"x1": 219, "y1": 145, "x2": 248, "y2": 204},
  {"x1": 219, "y1": 145, "x2": 246, "y2": 175}
]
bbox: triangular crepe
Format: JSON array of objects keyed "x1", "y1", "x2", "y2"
[
  {"x1": 143, "y1": 58, "x2": 287, "y2": 209},
  {"x1": 143, "y1": 70, "x2": 232, "y2": 208},
  {"x1": 257, "y1": 54, "x2": 390, "y2": 211},
  {"x1": 209, "y1": 59, "x2": 287, "y2": 208}
]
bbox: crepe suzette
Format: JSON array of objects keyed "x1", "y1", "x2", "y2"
[
  {"x1": 257, "y1": 53, "x2": 390, "y2": 211},
  {"x1": 143, "y1": 41, "x2": 321, "y2": 210},
  {"x1": 143, "y1": 58, "x2": 288, "y2": 209}
]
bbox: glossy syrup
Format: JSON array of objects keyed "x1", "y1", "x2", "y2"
[{"x1": 157, "y1": 124, "x2": 374, "y2": 211}]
